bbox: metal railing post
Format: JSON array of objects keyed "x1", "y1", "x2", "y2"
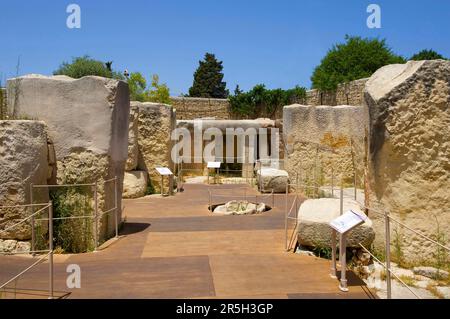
[
  {"x1": 30, "y1": 183, "x2": 35, "y2": 256},
  {"x1": 285, "y1": 183, "x2": 288, "y2": 251},
  {"x1": 209, "y1": 190, "x2": 212, "y2": 212},
  {"x1": 94, "y1": 181, "x2": 99, "y2": 251},
  {"x1": 48, "y1": 201, "x2": 54, "y2": 299},
  {"x1": 339, "y1": 234, "x2": 348, "y2": 292},
  {"x1": 385, "y1": 211, "x2": 392, "y2": 299},
  {"x1": 330, "y1": 229, "x2": 337, "y2": 278},
  {"x1": 354, "y1": 170, "x2": 357, "y2": 201},
  {"x1": 114, "y1": 176, "x2": 119, "y2": 238},
  {"x1": 331, "y1": 166, "x2": 334, "y2": 197},
  {"x1": 339, "y1": 181, "x2": 344, "y2": 266},
  {"x1": 272, "y1": 190, "x2": 274, "y2": 208}
]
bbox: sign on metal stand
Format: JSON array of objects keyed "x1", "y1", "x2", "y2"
[
  {"x1": 207, "y1": 161, "x2": 221, "y2": 185},
  {"x1": 329, "y1": 208, "x2": 368, "y2": 292},
  {"x1": 155, "y1": 167, "x2": 174, "y2": 197}
]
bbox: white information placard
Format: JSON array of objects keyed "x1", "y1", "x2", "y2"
[
  {"x1": 329, "y1": 210, "x2": 368, "y2": 234},
  {"x1": 155, "y1": 167, "x2": 173, "y2": 176},
  {"x1": 207, "y1": 162, "x2": 221, "y2": 169}
]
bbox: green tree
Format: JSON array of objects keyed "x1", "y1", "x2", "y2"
[
  {"x1": 144, "y1": 74, "x2": 171, "y2": 104},
  {"x1": 54, "y1": 56, "x2": 124, "y2": 79},
  {"x1": 128, "y1": 72, "x2": 147, "y2": 101},
  {"x1": 311, "y1": 35, "x2": 405, "y2": 91},
  {"x1": 410, "y1": 49, "x2": 447, "y2": 61},
  {"x1": 189, "y1": 53, "x2": 229, "y2": 98}
]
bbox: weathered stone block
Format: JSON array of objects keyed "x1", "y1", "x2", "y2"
[
  {"x1": 126, "y1": 103, "x2": 139, "y2": 171},
  {"x1": 7, "y1": 75, "x2": 130, "y2": 241},
  {"x1": 136, "y1": 102, "x2": 175, "y2": 193},
  {"x1": 283, "y1": 104, "x2": 367, "y2": 188},
  {"x1": 298, "y1": 198, "x2": 375, "y2": 248},
  {"x1": 257, "y1": 168, "x2": 289, "y2": 193},
  {"x1": 0, "y1": 120, "x2": 49, "y2": 240},
  {"x1": 123, "y1": 171, "x2": 148, "y2": 199},
  {"x1": 365, "y1": 60, "x2": 450, "y2": 263}
]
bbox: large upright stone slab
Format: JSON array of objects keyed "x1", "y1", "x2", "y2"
[
  {"x1": 126, "y1": 103, "x2": 139, "y2": 171},
  {"x1": 365, "y1": 60, "x2": 450, "y2": 262},
  {"x1": 7, "y1": 75, "x2": 130, "y2": 241},
  {"x1": 135, "y1": 102, "x2": 175, "y2": 193},
  {"x1": 0, "y1": 121, "x2": 49, "y2": 240},
  {"x1": 283, "y1": 104, "x2": 367, "y2": 188}
]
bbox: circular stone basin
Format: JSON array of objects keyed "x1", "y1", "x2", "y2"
[{"x1": 210, "y1": 200, "x2": 271, "y2": 215}]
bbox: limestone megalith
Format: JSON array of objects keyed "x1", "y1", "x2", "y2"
[
  {"x1": 135, "y1": 102, "x2": 175, "y2": 193},
  {"x1": 365, "y1": 60, "x2": 450, "y2": 262},
  {"x1": 7, "y1": 75, "x2": 130, "y2": 241},
  {"x1": 0, "y1": 120, "x2": 50, "y2": 240},
  {"x1": 283, "y1": 104, "x2": 367, "y2": 189}
]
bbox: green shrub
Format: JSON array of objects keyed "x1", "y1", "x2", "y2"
[
  {"x1": 410, "y1": 49, "x2": 447, "y2": 61},
  {"x1": 145, "y1": 179, "x2": 155, "y2": 196},
  {"x1": 50, "y1": 187, "x2": 94, "y2": 253},
  {"x1": 53, "y1": 56, "x2": 124, "y2": 80},
  {"x1": 229, "y1": 84, "x2": 306, "y2": 118}
]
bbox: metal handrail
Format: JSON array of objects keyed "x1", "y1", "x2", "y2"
[
  {"x1": 1, "y1": 204, "x2": 51, "y2": 233},
  {"x1": 359, "y1": 244, "x2": 422, "y2": 299},
  {"x1": 0, "y1": 202, "x2": 54, "y2": 299},
  {"x1": 30, "y1": 176, "x2": 119, "y2": 252},
  {"x1": 289, "y1": 166, "x2": 450, "y2": 299},
  {"x1": 387, "y1": 216, "x2": 450, "y2": 253},
  {"x1": 0, "y1": 251, "x2": 51, "y2": 290}
]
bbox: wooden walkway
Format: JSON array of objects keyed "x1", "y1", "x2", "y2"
[{"x1": 0, "y1": 184, "x2": 376, "y2": 299}]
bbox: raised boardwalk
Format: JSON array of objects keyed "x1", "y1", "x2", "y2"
[{"x1": 0, "y1": 184, "x2": 375, "y2": 299}]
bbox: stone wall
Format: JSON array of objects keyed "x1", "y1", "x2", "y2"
[
  {"x1": 306, "y1": 78, "x2": 368, "y2": 107},
  {"x1": 365, "y1": 60, "x2": 450, "y2": 263},
  {"x1": 0, "y1": 121, "x2": 50, "y2": 243},
  {"x1": 170, "y1": 79, "x2": 367, "y2": 122},
  {"x1": 7, "y1": 74, "x2": 130, "y2": 242},
  {"x1": 171, "y1": 97, "x2": 230, "y2": 120},
  {"x1": 283, "y1": 104, "x2": 368, "y2": 190},
  {"x1": 0, "y1": 88, "x2": 6, "y2": 119}
]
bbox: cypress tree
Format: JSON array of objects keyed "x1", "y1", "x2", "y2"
[{"x1": 189, "y1": 53, "x2": 229, "y2": 98}]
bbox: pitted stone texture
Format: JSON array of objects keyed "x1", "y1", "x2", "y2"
[
  {"x1": 283, "y1": 104, "x2": 367, "y2": 189},
  {"x1": 297, "y1": 198, "x2": 375, "y2": 248},
  {"x1": 365, "y1": 60, "x2": 450, "y2": 263},
  {"x1": 0, "y1": 121, "x2": 49, "y2": 240},
  {"x1": 126, "y1": 104, "x2": 139, "y2": 171},
  {"x1": 0, "y1": 239, "x2": 31, "y2": 254},
  {"x1": 7, "y1": 75, "x2": 130, "y2": 241},
  {"x1": 123, "y1": 171, "x2": 148, "y2": 199},
  {"x1": 257, "y1": 168, "x2": 289, "y2": 193},
  {"x1": 213, "y1": 201, "x2": 266, "y2": 215},
  {"x1": 136, "y1": 102, "x2": 175, "y2": 193}
]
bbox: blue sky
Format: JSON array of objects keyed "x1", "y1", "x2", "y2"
[{"x1": 1, "y1": 0, "x2": 449, "y2": 95}]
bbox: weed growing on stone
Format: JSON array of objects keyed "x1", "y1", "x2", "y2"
[
  {"x1": 50, "y1": 186, "x2": 94, "y2": 253},
  {"x1": 432, "y1": 216, "x2": 449, "y2": 278},
  {"x1": 145, "y1": 179, "x2": 155, "y2": 195}
]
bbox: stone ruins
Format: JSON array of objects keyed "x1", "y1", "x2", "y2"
[{"x1": 0, "y1": 60, "x2": 449, "y2": 265}]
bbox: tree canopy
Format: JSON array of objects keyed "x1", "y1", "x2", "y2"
[
  {"x1": 410, "y1": 49, "x2": 447, "y2": 61},
  {"x1": 229, "y1": 84, "x2": 306, "y2": 118},
  {"x1": 311, "y1": 35, "x2": 405, "y2": 91},
  {"x1": 189, "y1": 53, "x2": 229, "y2": 98},
  {"x1": 53, "y1": 56, "x2": 124, "y2": 79},
  {"x1": 128, "y1": 72, "x2": 171, "y2": 104}
]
